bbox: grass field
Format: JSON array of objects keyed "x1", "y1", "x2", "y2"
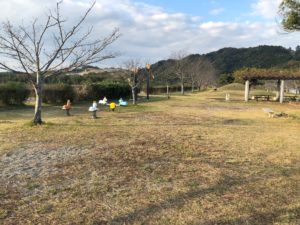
[{"x1": 1, "y1": 90, "x2": 300, "y2": 225}]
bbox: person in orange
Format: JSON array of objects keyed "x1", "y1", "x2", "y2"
[
  {"x1": 110, "y1": 102, "x2": 116, "y2": 112},
  {"x1": 62, "y1": 99, "x2": 72, "y2": 116}
]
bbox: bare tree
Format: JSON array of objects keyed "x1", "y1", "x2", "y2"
[
  {"x1": 188, "y1": 58, "x2": 217, "y2": 91},
  {"x1": 123, "y1": 59, "x2": 143, "y2": 105},
  {"x1": 0, "y1": 1, "x2": 120, "y2": 124},
  {"x1": 170, "y1": 50, "x2": 188, "y2": 95}
]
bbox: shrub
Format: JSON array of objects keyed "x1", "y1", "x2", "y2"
[
  {"x1": 78, "y1": 81, "x2": 131, "y2": 101},
  {"x1": 44, "y1": 74, "x2": 86, "y2": 85},
  {"x1": 0, "y1": 82, "x2": 30, "y2": 105},
  {"x1": 43, "y1": 84, "x2": 76, "y2": 104},
  {"x1": 219, "y1": 73, "x2": 234, "y2": 85}
]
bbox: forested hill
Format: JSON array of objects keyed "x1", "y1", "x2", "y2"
[
  {"x1": 151, "y1": 45, "x2": 294, "y2": 78},
  {"x1": 0, "y1": 45, "x2": 297, "y2": 86},
  {"x1": 204, "y1": 45, "x2": 293, "y2": 74}
]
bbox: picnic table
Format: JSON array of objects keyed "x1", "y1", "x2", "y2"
[
  {"x1": 252, "y1": 95, "x2": 270, "y2": 101},
  {"x1": 284, "y1": 96, "x2": 299, "y2": 102}
]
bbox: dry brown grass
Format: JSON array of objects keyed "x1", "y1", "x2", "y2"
[{"x1": 0, "y1": 90, "x2": 300, "y2": 225}]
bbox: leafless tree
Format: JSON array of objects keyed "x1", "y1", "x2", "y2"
[
  {"x1": 0, "y1": 1, "x2": 120, "y2": 124},
  {"x1": 188, "y1": 58, "x2": 217, "y2": 91},
  {"x1": 170, "y1": 50, "x2": 188, "y2": 95},
  {"x1": 122, "y1": 59, "x2": 143, "y2": 105}
]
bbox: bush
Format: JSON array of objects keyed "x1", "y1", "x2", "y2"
[
  {"x1": 78, "y1": 81, "x2": 131, "y2": 101},
  {"x1": 44, "y1": 74, "x2": 86, "y2": 85},
  {"x1": 43, "y1": 84, "x2": 76, "y2": 104},
  {"x1": 0, "y1": 82, "x2": 30, "y2": 105},
  {"x1": 219, "y1": 73, "x2": 234, "y2": 85}
]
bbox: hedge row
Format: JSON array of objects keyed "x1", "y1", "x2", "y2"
[
  {"x1": 0, "y1": 82, "x2": 30, "y2": 105},
  {"x1": 43, "y1": 84, "x2": 76, "y2": 104},
  {"x1": 0, "y1": 81, "x2": 131, "y2": 105},
  {"x1": 77, "y1": 81, "x2": 131, "y2": 101},
  {"x1": 43, "y1": 82, "x2": 131, "y2": 103}
]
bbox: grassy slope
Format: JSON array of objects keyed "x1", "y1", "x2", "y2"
[{"x1": 0, "y1": 91, "x2": 300, "y2": 224}]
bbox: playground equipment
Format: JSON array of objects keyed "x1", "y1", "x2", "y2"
[
  {"x1": 62, "y1": 100, "x2": 72, "y2": 116},
  {"x1": 118, "y1": 98, "x2": 128, "y2": 106},
  {"x1": 110, "y1": 102, "x2": 116, "y2": 112},
  {"x1": 89, "y1": 101, "x2": 98, "y2": 119},
  {"x1": 99, "y1": 97, "x2": 108, "y2": 105}
]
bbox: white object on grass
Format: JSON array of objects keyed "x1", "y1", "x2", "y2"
[
  {"x1": 89, "y1": 102, "x2": 98, "y2": 111},
  {"x1": 262, "y1": 108, "x2": 275, "y2": 118}
]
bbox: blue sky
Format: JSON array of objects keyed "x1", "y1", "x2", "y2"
[
  {"x1": 136, "y1": 0, "x2": 267, "y2": 22},
  {"x1": 0, "y1": 0, "x2": 299, "y2": 67}
]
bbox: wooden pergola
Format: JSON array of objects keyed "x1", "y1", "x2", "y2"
[{"x1": 239, "y1": 69, "x2": 300, "y2": 103}]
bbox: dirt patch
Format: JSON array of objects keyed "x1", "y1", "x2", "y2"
[
  {"x1": 0, "y1": 143, "x2": 92, "y2": 184},
  {"x1": 222, "y1": 119, "x2": 252, "y2": 125}
]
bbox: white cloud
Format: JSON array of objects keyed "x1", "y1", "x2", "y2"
[
  {"x1": 251, "y1": 0, "x2": 282, "y2": 19},
  {"x1": 0, "y1": 0, "x2": 299, "y2": 67},
  {"x1": 210, "y1": 8, "x2": 224, "y2": 16}
]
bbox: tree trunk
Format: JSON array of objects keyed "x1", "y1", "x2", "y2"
[
  {"x1": 146, "y1": 72, "x2": 150, "y2": 100},
  {"x1": 198, "y1": 82, "x2": 202, "y2": 92},
  {"x1": 166, "y1": 84, "x2": 170, "y2": 99},
  {"x1": 33, "y1": 84, "x2": 43, "y2": 125},
  {"x1": 132, "y1": 87, "x2": 136, "y2": 105},
  {"x1": 181, "y1": 83, "x2": 184, "y2": 95},
  {"x1": 134, "y1": 74, "x2": 138, "y2": 103},
  {"x1": 276, "y1": 79, "x2": 281, "y2": 102},
  {"x1": 191, "y1": 82, "x2": 194, "y2": 93},
  {"x1": 134, "y1": 88, "x2": 138, "y2": 103},
  {"x1": 33, "y1": 72, "x2": 43, "y2": 125}
]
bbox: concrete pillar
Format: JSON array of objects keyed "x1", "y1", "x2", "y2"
[
  {"x1": 245, "y1": 80, "x2": 250, "y2": 102},
  {"x1": 280, "y1": 80, "x2": 285, "y2": 104}
]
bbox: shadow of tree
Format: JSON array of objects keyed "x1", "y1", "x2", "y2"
[
  {"x1": 109, "y1": 175, "x2": 242, "y2": 224},
  {"x1": 190, "y1": 205, "x2": 300, "y2": 225},
  {"x1": 107, "y1": 151, "x2": 300, "y2": 225}
]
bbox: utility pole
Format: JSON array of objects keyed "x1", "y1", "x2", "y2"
[{"x1": 146, "y1": 64, "x2": 151, "y2": 100}]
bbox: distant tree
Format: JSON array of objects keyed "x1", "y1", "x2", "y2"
[
  {"x1": 170, "y1": 50, "x2": 188, "y2": 95},
  {"x1": 187, "y1": 57, "x2": 217, "y2": 91},
  {"x1": 219, "y1": 73, "x2": 234, "y2": 86},
  {"x1": 0, "y1": 1, "x2": 120, "y2": 124},
  {"x1": 279, "y1": 0, "x2": 300, "y2": 31},
  {"x1": 122, "y1": 59, "x2": 143, "y2": 105},
  {"x1": 294, "y1": 45, "x2": 300, "y2": 60},
  {"x1": 149, "y1": 60, "x2": 174, "y2": 98}
]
